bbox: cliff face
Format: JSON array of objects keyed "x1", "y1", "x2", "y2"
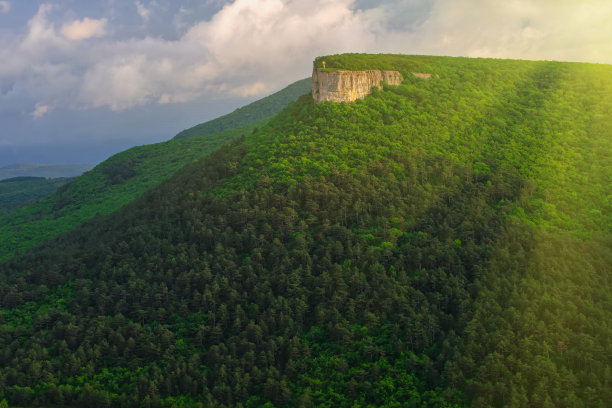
[{"x1": 312, "y1": 68, "x2": 403, "y2": 103}]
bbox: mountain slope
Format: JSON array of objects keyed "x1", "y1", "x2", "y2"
[
  {"x1": 0, "y1": 126, "x2": 248, "y2": 262},
  {"x1": 174, "y1": 78, "x2": 311, "y2": 140},
  {"x1": 0, "y1": 177, "x2": 73, "y2": 213},
  {"x1": 0, "y1": 78, "x2": 310, "y2": 262},
  {"x1": 0, "y1": 55, "x2": 610, "y2": 407}
]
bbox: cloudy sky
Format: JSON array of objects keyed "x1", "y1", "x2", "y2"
[{"x1": 1, "y1": 0, "x2": 611, "y2": 166}]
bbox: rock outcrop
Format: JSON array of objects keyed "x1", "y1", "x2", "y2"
[
  {"x1": 312, "y1": 68, "x2": 403, "y2": 103},
  {"x1": 411, "y1": 72, "x2": 433, "y2": 80}
]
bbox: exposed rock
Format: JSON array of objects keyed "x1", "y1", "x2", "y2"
[
  {"x1": 312, "y1": 68, "x2": 403, "y2": 103},
  {"x1": 411, "y1": 72, "x2": 432, "y2": 80},
  {"x1": 411, "y1": 72, "x2": 440, "y2": 80}
]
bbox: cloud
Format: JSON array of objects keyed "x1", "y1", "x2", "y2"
[
  {"x1": 231, "y1": 82, "x2": 267, "y2": 97},
  {"x1": 0, "y1": 1, "x2": 9, "y2": 14},
  {"x1": 20, "y1": 4, "x2": 59, "y2": 51},
  {"x1": 173, "y1": 6, "x2": 192, "y2": 31},
  {"x1": 53, "y1": 0, "x2": 380, "y2": 111},
  {"x1": 181, "y1": 0, "x2": 378, "y2": 84},
  {"x1": 3, "y1": 0, "x2": 612, "y2": 118},
  {"x1": 32, "y1": 103, "x2": 51, "y2": 118},
  {"x1": 403, "y1": 0, "x2": 612, "y2": 62},
  {"x1": 136, "y1": 1, "x2": 151, "y2": 22},
  {"x1": 61, "y1": 17, "x2": 107, "y2": 40}
]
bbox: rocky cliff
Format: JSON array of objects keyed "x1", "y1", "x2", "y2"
[{"x1": 312, "y1": 68, "x2": 403, "y2": 103}]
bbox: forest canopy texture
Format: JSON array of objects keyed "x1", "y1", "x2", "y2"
[{"x1": 0, "y1": 54, "x2": 610, "y2": 407}]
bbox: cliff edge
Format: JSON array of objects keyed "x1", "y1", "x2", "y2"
[{"x1": 312, "y1": 68, "x2": 403, "y2": 103}]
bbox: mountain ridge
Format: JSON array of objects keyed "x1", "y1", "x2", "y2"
[{"x1": 174, "y1": 78, "x2": 310, "y2": 140}]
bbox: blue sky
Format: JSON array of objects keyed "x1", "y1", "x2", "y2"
[{"x1": 1, "y1": 0, "x2": 611, "y2": 166}]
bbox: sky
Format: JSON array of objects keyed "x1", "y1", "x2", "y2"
[{"x1": 1, "y1": 0, "x2": 612, "y2": 166}]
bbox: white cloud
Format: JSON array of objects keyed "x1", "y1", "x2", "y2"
[
  {"x1": 21, "y1": 4, "x2": 60, "y2": 51},
  {"x1": 32, "y1": 103, "x2": 51, "y2": 118},
  {"x1": 183, "y1": 0, "x2": 377, "y2": 81},
  {"x1": 61, "y1": 17, "x2": 107, "y2": 40},
  {"x1": 74, "y1": 0, "x2": 379, "y2": 110},
  {"x1": 136, "y1": 1, "x2": 151, "y2": 22},
  {"x1": 0, "y1": 1, "x2": 10, "y2": 14}
]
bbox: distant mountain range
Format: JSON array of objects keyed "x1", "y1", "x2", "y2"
[{"x1": 0, "y1": 163, "x2": 94, "y2": 180}]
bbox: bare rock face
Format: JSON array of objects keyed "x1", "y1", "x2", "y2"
[
  {"x1": 312, "y1": 68, "x2": 403, "y2": 103},
  {"x1": 411, "y1": 72, "x2": 433, "y2": 80}
]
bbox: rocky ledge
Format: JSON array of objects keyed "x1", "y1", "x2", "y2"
[{"x1": 312, "y1": 68, "x2": 403, "y2": 103}]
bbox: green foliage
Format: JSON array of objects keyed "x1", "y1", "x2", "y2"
[
  {"x1": 174, "y1": 78, "x2": 311, "y2": 140},
  {"x1": 0, "y1": 54, "x2": 610, "y2": 407},
  {"x1": 0, "y1": 125, "x2": 252, "y2": 261},
  {"x1": 0, "y1": 176, "x2": 72, "y2": 213},
  {"x1": 313, "y1": 53, "x2": 445, "y2": 76}
]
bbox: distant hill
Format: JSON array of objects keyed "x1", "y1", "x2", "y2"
[
  {"x1": 0, "y1": 176, "x2": 73, "y2": 213},
  {"x1": 174, "y1": 77, "x2": 310, "y2": 139},
  {"x1": 0, "y1": 163, "x2": 93, "y2": 180}
]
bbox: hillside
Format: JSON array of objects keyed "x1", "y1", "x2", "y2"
[
  {"x1": 0, "y1": 54, "x2": 610, "y2": 407},
  {"x1": 0, "y1": 177, "x2": 73, "y2": 213},
  {"x1": 174, "y1": 78, "x2": 311, "y2": 140},
  {"x1": 0, "y1": 126, "x2": 248, "y2": 262},
  {"x1": 0, "y1": 78, "x2": 310, "y2": 262},
  {"x1": 0, "y1": 164, "x2": 93, "y2": 180}
]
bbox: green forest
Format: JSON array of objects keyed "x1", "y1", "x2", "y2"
[
  {"x1": 0, "y1": 54, "x2": 610, "y2": 407},
  {"x1": 0, "y1": 177, "x2": 73, "y2": 214},
  {"x1": 0, "y1": 128, "x2": 242, "y2": 263}
]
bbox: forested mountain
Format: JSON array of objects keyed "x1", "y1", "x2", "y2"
[
  {"x1": 0, "y1": 177, "x2": 73, "y2": 214},
  {"x1": 0, "y1": 78, "x2": 309, "y2": 262},
  {"x1": 0, "y1": 54, "x2": 610, "y2": 407}
]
